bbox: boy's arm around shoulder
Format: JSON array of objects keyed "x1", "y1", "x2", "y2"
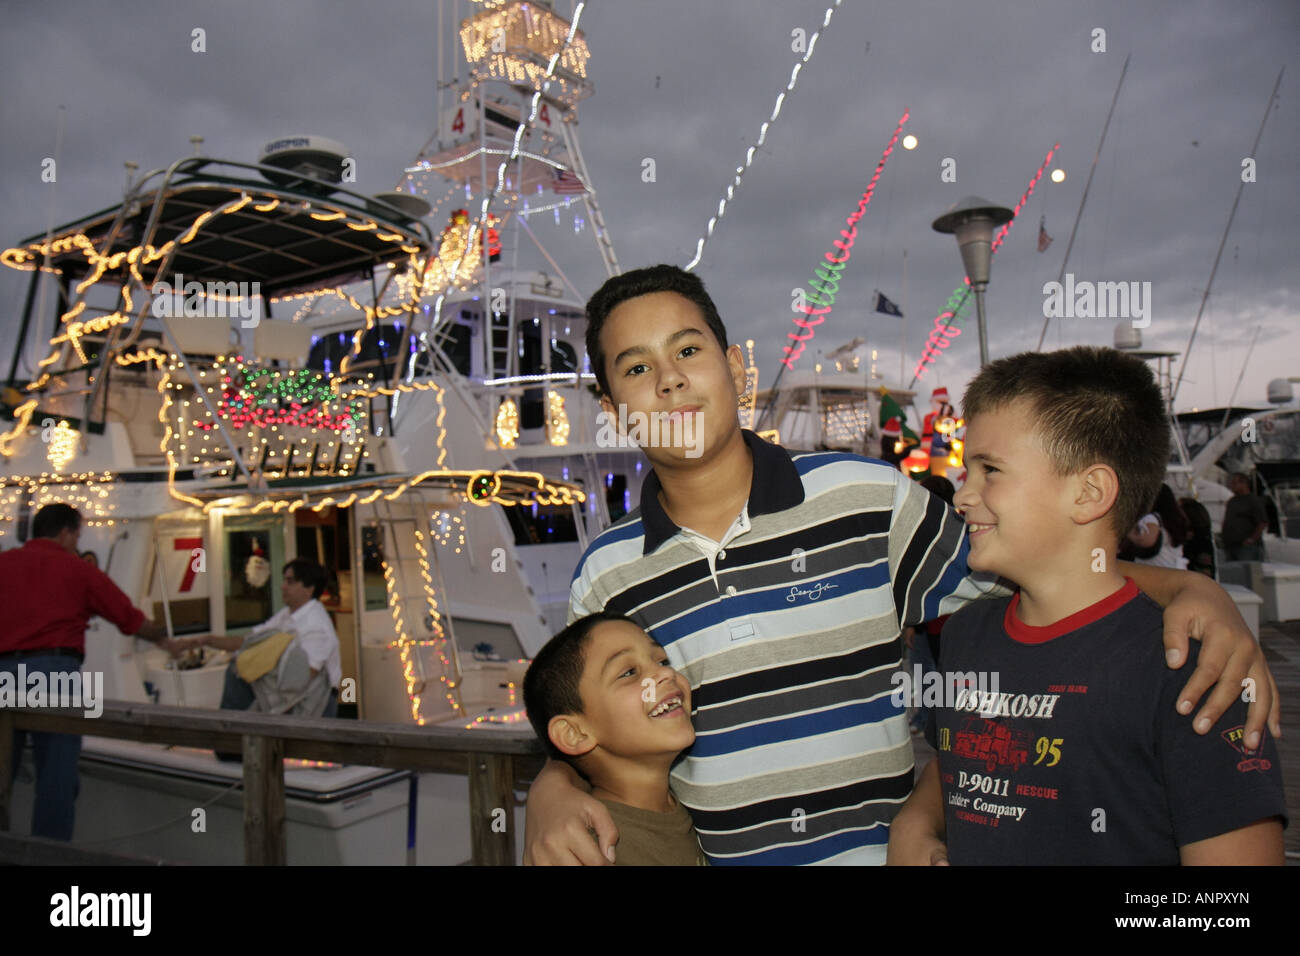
[
  {"x1": 1152, "y1": 639, "x2": 1287, "y2": 866},
  {"x1": 887, "y1": 759, "x2": 949, "y2": 865},
  {"x1": 523, "y1": 759, "x2": 620, "y2": 865},
  {"x1": 1122, "y1": 559, "x2": 1279, "y2": 750}
]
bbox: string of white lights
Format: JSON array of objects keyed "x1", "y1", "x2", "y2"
[
  {"x1": 519, "y1": 195, "x2": 583, "y2": 218},
  {"x1": 683, "y1": 0, "x2": 845, "y2": 272},
  {"x1": 405, "y1": 145, "x2": 570, "y2": 175}
]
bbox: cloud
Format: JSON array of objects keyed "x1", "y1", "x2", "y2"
[{"x1": 0, "y1": 0, "x2": 1295, "y2": 413}]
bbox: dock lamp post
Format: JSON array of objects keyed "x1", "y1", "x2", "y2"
[{"x1": 932, "y1": 196, "x2": 1014, "y2": 367}]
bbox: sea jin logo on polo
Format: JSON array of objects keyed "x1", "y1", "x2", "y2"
[
  {"x1": 786, "y1": 581, "x2": 838, "y2": 603},
  {"x1": 0, "y1": 665, "x2": 103, "y2": 718}
]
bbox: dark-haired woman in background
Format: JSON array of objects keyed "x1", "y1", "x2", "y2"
[
  {"x1": 1127, "y1": 484, "x2": 1190, "y2": 570},
  {"x1": 1179, "y1": 496, "x2": 1218, "y2": 579}
]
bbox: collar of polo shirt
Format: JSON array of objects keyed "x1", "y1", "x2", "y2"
[{"x1": 638, "y1": 429, "x2": 806, "y2": 554}]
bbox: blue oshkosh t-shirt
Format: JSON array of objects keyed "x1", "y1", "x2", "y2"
[{"x1": 931, "y1": 578, "x2": 1286, "y2": 864}]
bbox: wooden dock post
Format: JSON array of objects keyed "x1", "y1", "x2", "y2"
[
  {"x1": 468, "y1": 752, "x2": 515, "y2": 866},
  {"x1": 242, "y1": 734, "x2": 286, "y2": 865}
]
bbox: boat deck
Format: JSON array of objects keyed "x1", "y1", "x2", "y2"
[{"x1": 912, "y1": 618, "x2": 1300, "y2": 864}]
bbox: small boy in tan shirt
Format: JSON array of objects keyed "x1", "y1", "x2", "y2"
[{"x1": 523, "y1": 613, "x2": 706, "y2": 865}]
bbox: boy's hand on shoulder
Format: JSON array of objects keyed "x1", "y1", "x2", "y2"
[
  {"x1": 1156, "y1": 569, "x2": 1280, "y2": 750},
  {"x1": 523, "y1": 761, "x2": 620, "y2": 865}
]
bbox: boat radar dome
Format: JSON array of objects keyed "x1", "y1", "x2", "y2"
[
  {"x1": 1113, "y1": 322, "x2": 1142, "y2": 350},
  {"x1": 258, "y1": 135, "x2": 350, "y2": 194},
  {"x1": 1267, "y1": 378, "x2": 1294, "y2": 405}
]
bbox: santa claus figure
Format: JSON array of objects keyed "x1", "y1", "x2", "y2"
[
  {"x1": 922, "y1": 387, "x2": 956, "y2": 459},
  {"x1": 245, "y1": 536, "x2": 271, "y2": 589}
]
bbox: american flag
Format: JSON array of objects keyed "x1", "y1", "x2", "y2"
[
  {"x1": 1037, "y1": 216, "x2": 1054, "y2": 253},
  {"x1": 551, "y1": 168, "x2": 587, "y2": 195}
]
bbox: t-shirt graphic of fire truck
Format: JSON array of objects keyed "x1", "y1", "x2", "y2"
[{"x1": 952, "y1": 716, "x2": 1031, "y2": 773}]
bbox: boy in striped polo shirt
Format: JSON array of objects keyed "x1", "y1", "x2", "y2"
[{"x1": 522, "y1": 265, "x2": 1278, "y2": 866}]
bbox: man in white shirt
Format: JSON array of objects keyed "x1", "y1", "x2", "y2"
[{"x1": 190, "y1": 558, "x2": 342, "y2": 718}]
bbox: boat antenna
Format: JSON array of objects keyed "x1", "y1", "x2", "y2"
[
  {"x1": 1220, "y1": 325, "x2": 1262, "y2": 431},
  {"x1": 1170, "y1": 66, "x2": 1284, "y2": 404},
  {"x1": 1034, "y1": 54, "x2": 1129, "y2": 351}
]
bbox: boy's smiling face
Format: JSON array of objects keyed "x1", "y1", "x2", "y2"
[
  {"x1": 952, "y1": 400, "x2": 1080, "y2": 583},
  {"x1": 597, "y1": 291, "x2": 747, "y2": 465},
  {"x1": 553, "y1": 619, "x2": 694, "y2": 761}
]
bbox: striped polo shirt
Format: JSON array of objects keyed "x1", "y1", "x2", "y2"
[{"x1": 568, "y1": 429, "x2": 1000, "y2": 865}]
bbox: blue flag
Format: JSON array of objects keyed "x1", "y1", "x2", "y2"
[{"x1": 874, "y1": 290, "x2": 903, "y2": 318}]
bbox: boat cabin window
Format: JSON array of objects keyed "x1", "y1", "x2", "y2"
[
  {"x1": 502, "y1": 501, "x2": 580, "y2": 545},
  {"x1": 605, "y1": 472, "x2": 629, "y2": 522},
  {"x1": 148, "y1": 526, "x2": 211, "y2": 635},
  {"x1": 407, "y1": 318, "x2": 473, "y2": 378},
  {"x1": 517, "y1": 319, "x2": 579, "y2": 428},
  {"x1": 308, "y1": 324, "x2": 411, "y2": 375},
  {"x1": 360, "y1": 524, "x2": 389, "y2": 611},
  {"x1": 223, "y1": 520, "x2": 285, "y2": 629},
  {"x1": 516, "y1": 318, "x2": 579, "y2": 377}
]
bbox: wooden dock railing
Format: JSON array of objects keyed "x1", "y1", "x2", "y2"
[{"x1": 0, "y1": 702, "x2": 545, "y2": 865}]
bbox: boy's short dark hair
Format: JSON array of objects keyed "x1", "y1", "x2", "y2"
[
  {"x1": 32, "y1": 503, "x2": 81, "y2": 538},
  {"x1": 584, "y1": 265, "x2": 729, "y2": 396},
  {"x1": 523, "y1": 612, "x2": 633, "y2": 761},
  {"x1": 283, "y1": 558, "x2": 327, "y2": 599},
  {"x1": 962, "y1": 346, "x2": 1168, "y2": 537}
]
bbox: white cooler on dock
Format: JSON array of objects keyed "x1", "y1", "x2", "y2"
[{"x1": 1250, "y1": 563, "x2": 1300, "y2": 623}]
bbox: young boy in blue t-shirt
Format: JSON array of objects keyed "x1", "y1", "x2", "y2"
[{"x1": 890, "y1": 346, "x2": 1285, "y2": 864}]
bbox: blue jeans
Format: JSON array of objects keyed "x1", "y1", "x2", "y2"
[
  {"x1": 220, "y1": 660, "x2": 256, "y2": 711},
  {"x1": 3, "y1": 653, "x2": 84, "y2": 841}
]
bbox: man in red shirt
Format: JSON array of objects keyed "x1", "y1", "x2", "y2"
[{"x1": 0, "y1": 503, "x2": 178, "y2": 840}]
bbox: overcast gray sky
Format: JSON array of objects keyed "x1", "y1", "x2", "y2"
[{"x1": 2, "y1": 0, "x2": 1296, "y2": 419}]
